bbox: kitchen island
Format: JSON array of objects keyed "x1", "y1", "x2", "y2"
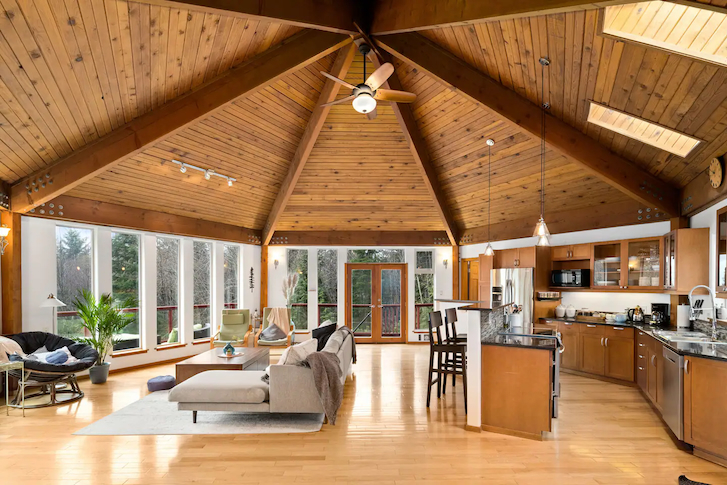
[{"x1": 435, "y1": 299, "x2": 559, "y2": 439}]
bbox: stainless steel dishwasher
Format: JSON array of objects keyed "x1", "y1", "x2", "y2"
[{"x1": 662, "y1": 346, "x2": 684, "y2": 440}]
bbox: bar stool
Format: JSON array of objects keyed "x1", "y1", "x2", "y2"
[
  {"x1": 427, "y1": 311, "x2": 467, "y2": 413},
  {"x1": 443, "y1": 308, "x2": 467, "y2": 389}
]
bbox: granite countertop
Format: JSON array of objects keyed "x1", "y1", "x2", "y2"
[
  {"x1": 481, "y1": 333, "x2": 558, "y2": 351},
  {"x1": 435, "y1": 299, "x2": 515, "y2": 312},
  {"x1": 540, "y1": 317, "x2": 727, "y2": 362}
]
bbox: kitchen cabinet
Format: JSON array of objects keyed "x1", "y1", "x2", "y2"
[
  {"x1": 493, "y1": 247, "x2": 536, "y2": 269},
  {"x1": 604, "y1": 327, "x2": 634, "y2": 381},
  {"x1": 647, "y1": 346, "x2": 658, "y2": 403},
  {"x1": 716, "y1": 207, "x2": 727, "y2": 297},
  {"x1": 580, "y1": 325, "x2": 605, "y2": 376},
  {"x1": 663, "y1": 228, "x2": 709, "y2": 293},
  {"x1": 683, "y1": 356, "x2": 727, "y2": 463},
  {"x1": 558, "y1": 321, "x2": 580, "y2": 370},
  {"x1": 592, "y1": 242, "x2": 622, "y2": 289},
  {"x1": 635, "y1": 330, "x2": 649, "y2": 392},
  {"x1": 552, "y1": 244, "x2": 591, "y2": 261}
]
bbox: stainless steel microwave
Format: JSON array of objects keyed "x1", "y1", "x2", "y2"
[{"x1": 551, "y1": 269, "x2": 590, "y2": 288}]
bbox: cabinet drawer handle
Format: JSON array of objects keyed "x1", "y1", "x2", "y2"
[
  {"x1": 605, "y1": 337, "x2": 609, "y2": 347},
  {"x1": 587, "y1": 324, "x2": 597, "y2": 328},
  {"x1": 685, "y1": 360, "x2": 690, "y2": 375},
  {"x1": 638, "y1": 331, "x2": 644, "y2": 336},
  {"x1": 651, "y1": 355, "x2": 656, "y2": 366},
  {"x1": 638, "y1": 354, "x2": 644, "y2": 359},
  {"x1": 600, "y1": 337, "x2": 604, "y2": 346},
  {"x1": 638, "y1": 366, "x2": 645, "y2": 371},
  {"x1": 639, "y1": 343, "x2": 645, "y2": 347},
  {"x1": 613, "y1": 327, "x2": 625, "y2": 330},
  {"x1": 564, "y1": 323, "x2": 573, "y2": 326}
]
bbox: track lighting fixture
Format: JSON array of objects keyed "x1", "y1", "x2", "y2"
[{"x1": 171, "y1": 160, "x2": 235, "y2": 186}]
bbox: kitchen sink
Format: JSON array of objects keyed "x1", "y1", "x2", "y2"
[{"x1": 653, "y1": 330, "x2": 727, "y2": 345}]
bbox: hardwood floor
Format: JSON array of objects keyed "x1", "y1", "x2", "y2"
[{"x1": 1, "y1": 344, "x2": 726, "y2": 484}]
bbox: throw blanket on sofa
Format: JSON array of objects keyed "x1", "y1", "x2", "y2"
[{"x1": 302, "y1": 351, "x2": 343, "y2": 425}]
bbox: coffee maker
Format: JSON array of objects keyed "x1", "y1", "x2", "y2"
[{"x1": 651, "y1": 303, "x2": 670, "y2": 327}]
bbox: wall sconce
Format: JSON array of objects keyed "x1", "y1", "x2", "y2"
[
  {"x1": 443, "y1": 259, "x2": 448, "y2": 269},
  {"x1": 274, "y1": 259, "x2": 279, "y2": 270},
  {"x1": 0, "y1": 224, "x2": 10, "y2": 255}
]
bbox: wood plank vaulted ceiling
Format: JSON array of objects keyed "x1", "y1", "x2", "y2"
[{"x1": 2, "y1": 0, "x2": 727, "y2": 245}]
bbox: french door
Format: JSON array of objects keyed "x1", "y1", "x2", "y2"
[{"x1": 345, "y1": 264, "x2": 407, "y2": 343}]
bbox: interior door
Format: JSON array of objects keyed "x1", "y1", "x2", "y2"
[
  {"x1": 460, "y1": 258, "x2": 480, "y2": 300},
  {"x1": 346, "y1": 264, "x2": 407, "y2": 343}
]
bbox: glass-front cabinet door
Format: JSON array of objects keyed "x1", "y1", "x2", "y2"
[
  {"x1": 718, "y1": 208, "x2": 727, "y2": 294},
  {"x1": 663, "y1": 231, "x2": 677, "y2": 291},
  {"x1": 626, "y1": 239, "x2": 661, "y2": 290},
  {"x1": 593, "y1": 242, "x2": 622, "y2": 288}
]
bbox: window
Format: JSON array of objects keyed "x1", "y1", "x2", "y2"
[
  {"x1": 415, "y1": 251, "x2": 434, "y2": 330},
  {"x1": 224, "y1": 245, "x2": 240, "y2": 310},
  {"x1": 317, "y1": 249, "x2": 337, "y2": 326},
  {"x1": 193, "y1": 241, "x2": 212, "y2": 339},
  {"x1": 347, "y1": 249, "x2": 404, "y2": 263},
  {"x1": 111, "y1": 233, "x2": 141, "y2": 351},
  {"x1": 56, "y1": 226, "x2": 93, "y2": 339},
  {"x1": 287, "y1": 249, "x2": 308, "y2": 330},
  {"x1": 156, "y1": 237, "x2": 179, "y2": 345}
]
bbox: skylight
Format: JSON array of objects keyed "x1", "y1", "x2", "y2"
[
  {"x1": 587, "y1": 102, "x2": 701, "y2": 157},
  {"x1": 601, "y1": 1, "x2": 727, "y2": 67}
]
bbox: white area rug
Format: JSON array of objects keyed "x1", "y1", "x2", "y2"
[{"x1": 74, "y1": 390, "x2": 324, "y2": 435}]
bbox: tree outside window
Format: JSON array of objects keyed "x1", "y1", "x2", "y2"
[
  {"x1": 156, "y1": 237, "x2": 179, "y2": 344},
  {"x1": 347, "y1": 249, "x2": 404, "y2": 263},
  {"x1": 224, "y1": 245, "x2": 240, "y2": 309},
  {"x1": 317, "y1": 249, "x2": 337, "y2": 325},
  {"x1": 56, "y1": 226, "x2": 93, "y2": 338},
  {"x1": 415, "y1": 251, "x2": 435, "y2": 330},
  {"x1": 193, "y1": 241, "x2": 212, "y2": 339},
  {"x1": 287, "y1": 249, "x2": 308, "y2": 330}
]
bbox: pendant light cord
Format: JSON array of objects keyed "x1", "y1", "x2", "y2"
[
  {"x1": 540, "y1": 60, "x2": 546, "y2": 220},
  {"x1": 488, "y1": 144, "x2": 491, "y2": 243}
]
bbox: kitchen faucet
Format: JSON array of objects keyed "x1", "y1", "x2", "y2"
[{"x1": 688, "y1": 285, "x2": 718, "y2": 341}]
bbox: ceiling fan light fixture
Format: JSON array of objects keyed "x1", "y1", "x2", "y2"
[{"x1": 353, "y1": 93, "x2": 376, "y2": 114}]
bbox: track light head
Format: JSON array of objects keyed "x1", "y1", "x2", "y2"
[
  {"x1": 205, "y1": 169, "x2": 213, "y2": 180},
  {"x1": 227, "y1": 178, "x2": 233, "y2": 187},
  {"x1": 180, "y1": 164, "x2": 186, "y2": 173}
]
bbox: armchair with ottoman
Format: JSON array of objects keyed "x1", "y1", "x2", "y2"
[
  {"x1": 6, "y1": 332, "x2": 98, "y2": 408},
  {"x1": 169, "y1": 326, "x2": 354, "y2": 423}
]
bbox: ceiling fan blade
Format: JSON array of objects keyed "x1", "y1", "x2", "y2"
[
  {"x1": 366, "y1": 107, "x2": 378, "y2": 120},
  {"x1": 374, "y1": 89, "x2": 417, "y2": 103},
  {"x1": 321, "y1": 94, "x2": 355, "y2": 107},
  {"x1": 366, "y1": 62, "x2": 394, "y2": 90},
  {"x1": 321, "y1": 71, "x2": 356, "y2": 90}
]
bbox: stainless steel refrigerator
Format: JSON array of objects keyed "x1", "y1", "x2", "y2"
[{"x1": 491, "y1": 268, "x2": 534, "y2": 331}]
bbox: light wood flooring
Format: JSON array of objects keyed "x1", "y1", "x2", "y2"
[{"x1": 1, "y1": 344, "x2": 726, "y2": 484}]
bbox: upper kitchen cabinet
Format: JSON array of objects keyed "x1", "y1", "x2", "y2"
[
  {"x1": 717, "y1": 207, "x2": 727, "y2": 296},
  {"x1": 592, "y1": 242, "x2": 622, "y2": 289},
  {"x1": 663, "y1": 228, "x2": 709, "y2": 294},
  {"x1": 493, "y1": 247, "x2": 536, "y2": 269},
  {"x1": 592, "y1": 238, "x2": 662, "y2": 290},
  {"x1": 552, "y1": 243, "x2": 591, "y2": 261}
]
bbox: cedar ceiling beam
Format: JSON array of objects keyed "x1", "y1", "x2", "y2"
[
  {"x1": 262, "y1": 43, "x2": 357, "y2": 245},
  {"x1": 370, "y1": 50, "x2": 460, "y2": 245},
  {"x1": 10, "y1": 30, "x2": 352, "y2": 214},
  {"x1": 133, "y1": 0, "x2": 359, "y2": 35},
  {"x1": 459, "y1": 200, "x2": 658, "y2": 245},
  {"x1": 376, "y1": 33, "x2": 680, "y2": 217},
  {"x1": 29, "y1": 196, "x2": 262, "y2": 245},
  {"x1": 270, "y1": 231, "x2": 451, "y2": 246},
  {"x1": 370, "y1": 0, "x2": 632, "y2": 35}
]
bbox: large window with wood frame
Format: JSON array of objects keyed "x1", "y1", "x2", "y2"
[
  {"x1": 56, "y1": 226, "x2": 94, "y2": 339},
  {"x1": 224, "y1": 245, "x2": 240, "y2": 310},
  {"x1": 111, "y1": 232, "x2": 141, "y2": 351},
  {"x1": 414, "y1": 251, "x2": 435, "y2": 330},
  {"x1": 287, "y1": 249, "x2": 308, "y2": 331},
  {"x1": 156, "y1": 237, "x2": 180, "y2": 345},
  {"x1": 193, "y1": 241, "x2": 213, "y2": 340}
]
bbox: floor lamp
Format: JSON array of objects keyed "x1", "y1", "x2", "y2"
[{"x1": 41, "y1": 294, "x2": 65, "y2": 334}]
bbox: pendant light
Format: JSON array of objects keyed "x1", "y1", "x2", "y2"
[
  {"x1": 534, "y1": 57, "x2": 551, "y2": 247},
  {"x1": 484, "y1": 139, "x2": 495, "y2": 256}
]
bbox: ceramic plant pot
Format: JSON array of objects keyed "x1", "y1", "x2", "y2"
[{"x1": 89, "y1": 362, "x2": 110, "y2": 384}]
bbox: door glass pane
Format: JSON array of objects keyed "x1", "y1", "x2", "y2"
[
  {"x1": 351, "y1": 269, "x2": 372, "y2": 337},
  {"x1": 593, "y1": 243, "x2": 621, "y2": 287},
  {"x1": 56, "y1": 226, "x2": 93, "y2": 339},
  {"x1": 156, "y1": 237, "x2": 179, "y2": 345},
  {"x1": 627, "y1": 240, "x2": 660, "y2": 287},
  {"x1": 111, "y1": 232, "x2": 140, "y2": 351},
  {"x1": 193, "y1": 241, "x2": 212, "y2": 339},
  {"x1": 381, "y1": 269, "x2": 402, "y2": 338}
]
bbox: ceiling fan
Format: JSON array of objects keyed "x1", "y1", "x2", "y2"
[{"x1": 320, "y1": 42, "x2": 416, "y2": 120}]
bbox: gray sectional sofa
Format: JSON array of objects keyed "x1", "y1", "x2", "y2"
[{"x1": 168, "y1": 327, "x2": 354, "y2": 420}]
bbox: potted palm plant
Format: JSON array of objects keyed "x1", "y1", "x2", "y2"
[{"x1": 74, "y1": 289, "x2": 138, "y2": 384}]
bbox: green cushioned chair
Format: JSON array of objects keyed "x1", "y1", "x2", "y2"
[
  {"x1": 255, "y1": 307, "x2": 294, "y2": 348},
  {"x1": 210, "y1": 309, "x2": 251, "y2": 349}
]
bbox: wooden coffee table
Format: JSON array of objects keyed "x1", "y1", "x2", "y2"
[{"x1": 175, "y1": 347, "x2": 270, "y2": 384}]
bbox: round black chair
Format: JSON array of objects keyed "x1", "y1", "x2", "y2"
[{"x1": 7, "y1": 331, "x2": 98, "y2": 408}]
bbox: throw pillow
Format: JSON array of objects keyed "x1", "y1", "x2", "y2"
[
  {"x1": 322, "y1": 328, "x2": 346, "y2": 354},
  {"x1": 46, "y1": 350, "x2": 69, "y2": 364},
  {"x1": 277, "y1": 346, "x2": 293, "y2": 365},
  {"x1": 312, "y1": 322, "x2": 337, "y2": 351},
  {"x1": 280, "y1": 338, "x2": 318, "y2": 366},
  {"x1": 260, "y1": 323, "x2": 287, "y2": 341}
]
